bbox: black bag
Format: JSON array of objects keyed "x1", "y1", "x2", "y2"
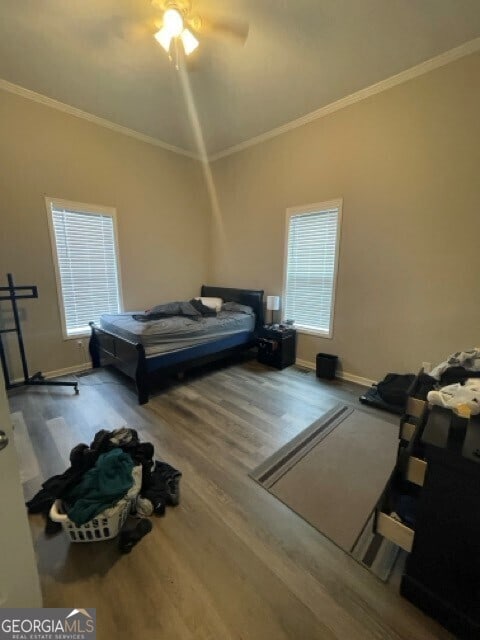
[
  {"x1": 376, "y1": 373, "x2": 415, "y2": 407},
  {"x1": 359, "y1": 386, "x2": 405, "y2": 415}
]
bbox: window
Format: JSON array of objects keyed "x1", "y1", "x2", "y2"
[
  {"x1": 283, "y1": 199, "x2": 342, "y2": 338},
  {"x1": 46, "y1": 198, "x2": 122, "y2": 338}
]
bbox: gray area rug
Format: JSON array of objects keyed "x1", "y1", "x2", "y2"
[{"x1": 250, "y1": 404, "x2": 400, "y2": 581}]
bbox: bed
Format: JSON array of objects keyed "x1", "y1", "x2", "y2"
[{"x1": 89, "y1": 285, "x2": 264, "y2": 404}]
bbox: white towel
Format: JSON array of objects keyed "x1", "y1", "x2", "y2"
[{"x1": 427, "y1": 379, "x2": 480, "y2": 415}]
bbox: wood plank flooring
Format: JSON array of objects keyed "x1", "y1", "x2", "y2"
[{"x1": 8, "y1": 358, "x2": 452, "y2": 640}]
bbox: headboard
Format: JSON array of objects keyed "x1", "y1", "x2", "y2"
[{"x1": 201, "y1": 285, "x2": 264, "y2": 332}]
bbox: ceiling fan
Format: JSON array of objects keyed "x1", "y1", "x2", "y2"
[{"x1": 151, "y1": 0, "x2": 249, "y2": 64}]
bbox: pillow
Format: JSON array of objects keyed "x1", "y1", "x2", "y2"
[
  {"x1": 195, "y1": 296, "x2": 223, "y2": 312},
  {"x1": 221, "y1": 301, "x2": 254, "y2": 315}
]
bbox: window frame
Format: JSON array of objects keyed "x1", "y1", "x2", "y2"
[
  {"x1": 45, "y1": 196, "x2": 123, "y2": 340},
  {"x1": 282, "y1": 198, "x2": 343, "y2": 339}
]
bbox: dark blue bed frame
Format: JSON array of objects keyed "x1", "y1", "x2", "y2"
[{"x1": 89, "y1": 285, "x2": 264, "y2": 404}]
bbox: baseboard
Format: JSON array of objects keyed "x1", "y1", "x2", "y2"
[
  {"x1": 340, "y1": 371, "x2": 377, "y2": 388},
  {"x1": 11, "y1": 362, "x2": 92, "y2": 384},
  {"x1": 295, "y1": 358, "x2": 376, "y2": 388},
  {"x1": 12, "y1": 357, "x2": 375, "y2": 388},
  {"x1": 295, "y1": 358, "x2": 317, "y2": 371}
]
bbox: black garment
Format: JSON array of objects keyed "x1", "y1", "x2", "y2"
[
  {"x1": 439, "y1": 366, "x2": 480, "y2": 386},
  {"x1": 359, "y1": 386, "x2": 405, "y2": 415},
  {"x1": 133, "y1": 299, "x2": 217, "y2": 322},
  {"x1": 119, "y1": 519, "x2": 153, "y2": 554},
  {"x1": 44, "y1": 516, "x2": 62, "y2": 536},
  {"x1": 376, "y1": 373, "x2": 416, "y2": 407},
  {"x1": 142, "y1": 461, "x2": 182, "y2": 515},
  {"x1": 26, "y1": 487, "x2": 57, "y2": 514},
  {"x1": 415, "y1": 373, "x2": 437, "y2": 400},
  {"x1": 132, "y1": 300, "x2": 201, "y2": 322}
]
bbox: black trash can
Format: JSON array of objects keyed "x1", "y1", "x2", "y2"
[{"x1": 316, "y1": 353, "x2": 338, "y2": 380}]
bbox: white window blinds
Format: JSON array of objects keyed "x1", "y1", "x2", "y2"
[
  {"x1": 284, "y1": 202, "x2": 341, "y2": 337},
  {"x1": 47, "y1": 201, "x2": 121, "y2": 337}
]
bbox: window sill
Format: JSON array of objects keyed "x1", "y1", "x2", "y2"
[
  {"x1": 295, "y1": 326, "x2": 333, "y2": 339},
  {"x1": 63, "y1": 331, "x2": 91, "y2": 341}
]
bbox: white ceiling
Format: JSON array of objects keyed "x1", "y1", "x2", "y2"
[{"x1": 1, "y1": 0, "x2": 480, "y2": 156}]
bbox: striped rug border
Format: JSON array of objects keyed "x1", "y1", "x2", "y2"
[
  {"x1": 250, "y1": 404, "x2": 399, "y2": 582},
  {"x1": 250, "y1": 404, "x2": 352, "y2": 488}
]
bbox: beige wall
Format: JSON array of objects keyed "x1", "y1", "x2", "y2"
[
  {"x1": 0, "y1": 90, "x2": 210, "y2": 379},
  {"x1": 1, "y1": 52, "x2": 479, "y2": 384},
  {"x1": 210, "y1": 52, "x2": 480, "y2": 381}
]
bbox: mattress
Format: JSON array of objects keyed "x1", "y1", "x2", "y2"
[{"x1": 100, "y1": 310, "x2": 255, "y2": 356}]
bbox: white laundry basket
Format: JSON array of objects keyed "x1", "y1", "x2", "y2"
[
  {"x1": 49, "y1": 465, "x2": 142, "y2": 542},
  {"x1": 50, "y1": 498, "x2": 132, "y2": 542}
]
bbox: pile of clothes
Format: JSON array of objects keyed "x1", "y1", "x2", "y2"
[
  {"x1": 360, "y1": 348, "x2": 480, "y2": 416},
  {"x1": 427, "y1": 348, "x2": 480, "y2": 416},
  {"x1": 26, "y1": 427, "x2": 181, "y2": 552}
]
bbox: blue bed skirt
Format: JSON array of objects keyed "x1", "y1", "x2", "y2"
[{"x1": 144, "y1": 331, "x2": 255, "y2": 373}]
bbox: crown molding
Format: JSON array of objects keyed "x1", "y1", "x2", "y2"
[
  {"x1": 209, "y1": 36, "x2": 480, "y2": 162},
  {"x1": 0, "y1": 77, "x2": 198, "y2": 160},
  {"x1": 1, "y1": 36, "x2": 479, "y2": 164}
]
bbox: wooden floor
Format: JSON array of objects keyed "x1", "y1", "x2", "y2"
[{"x1": 9, "y1": 358, "x2": 452, "y2": 640}]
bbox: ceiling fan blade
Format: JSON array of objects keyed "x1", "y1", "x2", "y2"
[
  {"x1": 189, "y1": 14, "x2": 249, "y2": 45},
  {"x1": 181, "y1": 28, "x2": 199, "y2": 55}
]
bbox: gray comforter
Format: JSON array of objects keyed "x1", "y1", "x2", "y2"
[{"x1": 100, "y1": 310, "x2": 255, "y2": 356}]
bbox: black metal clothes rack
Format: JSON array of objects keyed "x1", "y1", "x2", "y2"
[{"x1": 0, "y1": 273, "x2": 78, "y2": 395}]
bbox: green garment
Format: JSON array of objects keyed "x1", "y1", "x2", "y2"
[{"x1": 65, "y1": 448, "x2": 134, "y2": 526}]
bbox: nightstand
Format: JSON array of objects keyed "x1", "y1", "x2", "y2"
[{"x1": 256, "y1": 326, "x2": 297, "y2": 369}]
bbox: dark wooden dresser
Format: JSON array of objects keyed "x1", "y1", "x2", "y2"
[
  {"x1": 372, "y1": 375, "x2": 480, "y2": 639},
  {"x1": 400, "y1": 406, "x2": 480, "y2": 638}
]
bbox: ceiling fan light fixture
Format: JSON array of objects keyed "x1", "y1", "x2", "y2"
[
  {"x1": 154, "y1": 27, "x2": 173, "y2": 53},
  {"x1": 163, "y1": 8, "x2": 184, "y2": 37},
  {"x1": 180, "y1": 28, "x2": 199, "y2": 55}
]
